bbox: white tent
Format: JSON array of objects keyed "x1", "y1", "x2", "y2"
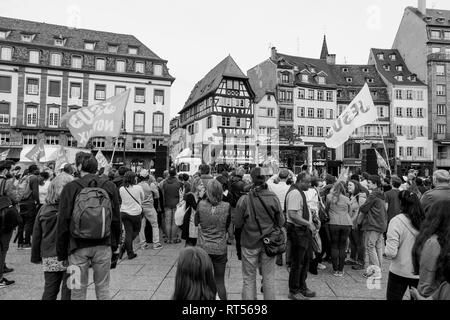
[
  {"x1": 175, "y1": 148, "x2": 192, "y2": 160},
  {"x1": 19, "y1": 145, "x2": 89, "y2": 164}
]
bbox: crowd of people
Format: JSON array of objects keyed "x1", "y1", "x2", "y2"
[{"x1": 0, "y1": 154, "x2": 449, "y2": 301}]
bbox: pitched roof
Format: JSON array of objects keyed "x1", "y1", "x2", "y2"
[
  {"x1": 320, "y1": 35, "x2": 329, "y2": 60},
  {"x1": 0, "y1": 15, "x2": 163, "y2": 60},
  {"x1": 329, "y1": 64, "x2": 386, "y2": 87},
  {"x1": 408, "y1": 7, "x2": 450, "y2": 26},
  {"x1": 181, "y1": 55, "x2": 248, "y2": 111},
  {"x1": 370, "y1": 48, "x2": 425, "y2": 86}
]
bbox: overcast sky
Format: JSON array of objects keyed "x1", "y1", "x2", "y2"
[{"x1": 1, "y1": 0, "x2": 449, "y2": 119}]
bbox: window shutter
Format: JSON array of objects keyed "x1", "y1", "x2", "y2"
[
  {"x1": 0, "y1": 102, "x2": 9, "y2": 113},
  {"x1": 0, "y1": 76, "x2": 11, "y2": 92}
]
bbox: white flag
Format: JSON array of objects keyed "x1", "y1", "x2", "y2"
[
  {"x1": 325, "y1": 83, "x2": 377, "y2": 149},
  {"x1": 0, "y1": 149, "x2": 9, "y2": 161},
  {"x1": 375, "y1": 149, "x2": 389, "y2": 170},
  {"x1": 95, "y1": 150, "x2": 109, "y2": 169}
]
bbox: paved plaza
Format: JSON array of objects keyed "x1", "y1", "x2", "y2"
[{"x1": 0, "y1": 235, "x2": 393, "y2": 300}]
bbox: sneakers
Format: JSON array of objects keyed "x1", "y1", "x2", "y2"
[
  {"x1": 128, "y1": 253, "x2": 137, "y2": 260},
  {"x1": 153, "y1": 243, "x2": 163, "y2": 249},
  {"x1": 140, "y1": 243, "x2": 150, "y2": 250},
  {"x1": 317, "y1": 263, "x2": 326, "y2": 270},
  {"x1": 22, "y1": 244, "x2": 32, "y2": 250},
  {"x1": 299, "y1": 288, "x2": 316, "y2": 298},
  {"x1": 288, "y1": 292, "x2": 309, "y2": 300},
  {"x1": 3, "y1": 266, "x2": 14, "y2": 274},
  {"x1": 0, "y1": 278, "x2": 15, "y2": 288},
  {"x1": 333, "y1": 271, "x2": 344, "y2": 277}
]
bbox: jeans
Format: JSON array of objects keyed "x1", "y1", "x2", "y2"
[
  {"x1": 364, "y1": 230, "x2": 384, "y2": 268},
  {"x1": 121, "y1": 212, "x2": 142, "y2": 256},
  {"x1": 139, "y1": 207, "x2": 160, "y2": 245},
  {"x1": 386, "y1": 272, "x2": 419, "y2": 300},
  {"x1": 18, "y1": 202, "x2": 37, "y2": 245},
  {"x1": 68, "y1": 245, "x2": 112, "y2": 300},
  {"x1": 42, "y1": 271, "x2": 71, "y2": 300},
  {"x1": 209, "y1": 253, "x2": 228, "y2": 300},
  {"x1": 235, "y1": 227, "x2": 242, "y2": 260},
  {"x1": 241, "y1": 246, "x2": 276, "y2": 300},
  {"x1": 287, "y1": 223, "x2": 312, "y2": 294},
  {"x1": 0, "y1": 230, "x2": 13, "y2": 280},
  {"x1": 349, "y1": 228, "x2": 365, "y2": 265},
  {"x1": 329, "y1": 225, "x2": 352, "y2": 272},
  {"x1": 319, "y1": 223, "x2": 331, "y2": 261},
  {"x1": 164, "y1": 208, "x2": 178, "y2": 242}
]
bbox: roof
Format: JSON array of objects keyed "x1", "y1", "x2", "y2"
[
  {"x1": 408, "y1": 7, "x2": 450, "y2": 26},
  {"x1": 370, "y1": 48, "x2": 426, "y2": 86},
  {"x1": 181, "y1": 55, "x2": 248, "y2": 112},
  {"x1": 0, "y1": 16, "x2": 163, "y2": 60},
  {"x1": 329, "y1": 64, "x2": 386, "y2": 87},
  {"x1": 320, "y1": 35, "x2": 329, "y2": 60}
]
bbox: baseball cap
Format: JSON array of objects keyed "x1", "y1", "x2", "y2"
[{"x1": 139, "y1": 169, "x2": 149, "y2": 178}]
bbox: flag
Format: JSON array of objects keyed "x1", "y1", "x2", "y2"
[
  {"x1": 0, "y1": 149, "x2": 9, "y2": 161},
  {"x1": 325, "y1": 83, "x2": 377, "y2": 149},
  {"x1": 375, "y1": 149, "x2": 389, "y2": 170},
  {"x1": 25, "y1": 139, "x2": 45, "y2": 162},
  {"x1": 55, "y1": 145, "x2": 69, "y2": 171},
  {"x1": 62, "y1": 89, "x2": 131, "y2": 147},
  {"x1": 95, "y1": 150, "x2": 109, "y2": 170}
]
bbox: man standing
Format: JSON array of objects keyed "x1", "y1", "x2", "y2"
[
  {"x1": 384, "y1": 176, "x2": 402, "y2": 224},
  {"x1": 420, "y1": 170, "x2": 450, "y2": 216},
  {"x1": 56, "y1": 152, "x2": 121, "y2": 300},
  {"x1": 285, "y1": 172, "x2": 316, "y2": 300},
  {"x1": 162, "y1": 167, "x2": 183, "y2": 244},
  {"x1": 358, "y1": 175, "x2": 387, "y2": 279}
]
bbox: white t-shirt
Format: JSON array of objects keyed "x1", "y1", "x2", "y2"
[
  {"x1": 305, "y1": 188, "x2": 319, "y2": 213},
  {"x1": 285, "y1": 189, "x2": 312, "y2": 225},
  {"x1": 267, "y1": 180, "x2": 290, "y2": 211},
  {"x1": 39, "y1": 180, "x2": 51, "y2": 204},
  {"x1": 119, "y1": 185, "x2": 144, "y2": 216}
]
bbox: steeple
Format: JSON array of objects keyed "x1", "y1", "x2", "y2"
[{"x1": 320, "y1": 35, "x2": 329, "y2": 60}]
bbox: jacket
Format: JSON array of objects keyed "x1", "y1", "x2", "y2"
[
  {"x1": 385, "y1": 214, "x2": 419, "y2": 279},
  {"x1": 162, "y1": 176, "x2": 183, "y2": 209},
  {"x1": 420, "y1": 185, "x2": 450, "y2": 216},
  {"x1": 56, "y1": 174, "x2": 121, "y2": 261},
  {"x1": 418, "y1": 235, "x2": 442, "y2": 297},
  {"x1": 350, "y1": 192, "x2": 367, "y2": 227},
  {"x1": 233, "y1": 184, "x2": 285, "y2": 250},
  {"x1": 230, "y1": 175, "x2": 247, "y2": 208},
  {"x1": 326, "y1": 194, "x2": 352, "y2": 226},
  {"x1": 112, "y1": 176, "x2": 124, "y2": 190},
  {"x1": 359, "y1": 189, "x2": 387, "y2": 233},
  {"x1": 20, "y1": 174, "x2": 40, "y2": 205},
  {"x1": 31, "y1": 204, "x2": 59, "y2": 263}
]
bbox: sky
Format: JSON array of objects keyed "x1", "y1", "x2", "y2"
[{"x1": 1, "y1": 0, "x2": 450, "y2": 119}]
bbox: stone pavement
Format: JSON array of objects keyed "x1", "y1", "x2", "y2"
[{"x1": 0, "y1": 238, "x2": 393, "y2": 300}]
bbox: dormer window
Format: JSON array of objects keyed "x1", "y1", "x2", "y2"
[
  {"x1": 84, "y1": 42, "x2": 96, "y2": 50},
  {"x1": 317, "y1": 76, "x2": 326, "y2": 84},
  {"x1": 367, "y1": 78, "x2": 374, "y2": 83},
  {"x1": 424, "y1": 17, "x2": 433, "y2": 22},
  {"x1": 395, "y1": 75, "x2": 403, "y2": 81},
  {"x1": 383, "y1": 65, "x2": 391, "y2": 71},
  {"x1": 21, "y1": 34, "x2": 34, "y2": 42},
  {"x1": 410, "y1": 75, "x2": 417, "y2": 82},
  {"x1": 54, "y1": 38, "x2": 65, "y2": 46},
  {"x1": 346, "y1": 77, "x2": 353, "y2": 83},
  {"x1": 431, "y1": 30, "x2": 441, "y2": 39},
  {"x1": 389, "y1": 54, "x2": 396, "y2": 61},
  {"x1": 377, "y1": 53, "x2": 384, "y2": 60},
  {"x1": 301, "y1": 74, "x2": 309, "y2": 83},
  {"x1": 281, "y1": 73, "x2": 290, "y2": 83},
  {"x1": 436, "y1": 18, "x2": 445, "y2": 23},
  {"x1": 0, "y1": 31, "x2": 10, "y2": 39},
  {"x1": 108, "y1": 45, "x2": 119, "y2": 53},
  {"x1": 128, "y1": 46, "x2": 138, "y2": 55},
  {"x1": 362, "y1": 68, "x2": 369, "y2": 73},
  {"x1": 342, "y1": 67, "x2": 349, "y2": 72},
  {"x1": 396, "y1": 65, "x2": 403, "y2": 72}
]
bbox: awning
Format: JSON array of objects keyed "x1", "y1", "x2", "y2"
[{"x1": 0, "y1": 147, "x2": 22, "y2": 160}]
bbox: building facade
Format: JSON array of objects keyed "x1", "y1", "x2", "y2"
[
  {"x1": 178, "y1": 56, "x2": 255, "y2": 170},
  {"x1": 369, "y1": 48, "x2": 433, "y2": 176},
  {"x1": 0, "y1": 16, "x2": 174, "y2": 174},
  {"x1": 393, "y1": 1, "x2": 450, "y2": 170},
  {"x1": 169, "y1": 116, "x2": 185, "y2": 165}
]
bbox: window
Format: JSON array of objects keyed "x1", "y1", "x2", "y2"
[
  {"x1": 236, "y1": 118, "x2": 241, "y2": 127},
  {"x1": 116, "y1": 60, "x2": 125, "y2": 72},
  {"x1": 115, "y1": 86, "x2": 126, "y2": 96},
  {"x1": 48, "y1": 80, "x2": 61, "y2": 97},
  {"x1": 71, "y1": 55, "x2": 82, "y2": 69},
  {"x1": 418, "y1": 147, "x2": 424, "y2": 157},
  {"x1": 377, "y1": 106, "x2": 385, "y2": 118},
  {"x1": 0, "y1": 47, "x2": 12, "y2": 61},
  {"x1": 26, "y1": 78, "x2": 39, "y2": 95},
  {"x1": 135, "y1": 62, "x2": 144, "y2": 73},
  {"x1": 362, "y1": 68, "x2": 369, "y2": 73},
  {"x1": 95, "y1": 84, "x2": 106, "y2": 100},
  {"x1": 134, "y1": 112, "x2": 145, "y2": 132},
  {"x1": 377, "y1": 54, "x2": 384, "y2": 60},
  {"x1": 298, "y1": 126, "x2": 305, "y2": 136},
  {"x1": 436, "y1": 65, "x2": 445, "y2": 76},
  {"x1": 0, "y1": 31, "x2": 8, "y2": 39},
  {"x1": 407, "y1": 147, "x2": 413, "y2": 157},
  {"x1": 67, "y1": 136, "x2": 77, "y2": 147},
  {"x1": 112, "y1": 137, "x2": 124, "y2": 149},
  {"x1": 395, "y1": 75, "x2": 403, "y2": 81},
  {"x1": 298, "y1": 89, "x2": 305, "y2": 99},
  {"x1": 326, "y1": 91, "x2": 333, "y2": 101},
  {"x1": 342, "y1": 67, "x2": 349, "y2": 72},
  {"x1": 317, "y1": 77, "x2": 325, "y2": 84},
  {"x1": 48, "y1": 106, "x2": 60, "y2": 127},
  {"x1": 84, "y1": 42, "x2": 95, "y2": 50},
  {"x1": 29, "y1": 50, "x2": 39, "y2": 64},
  {"x1": 438, "y1": 124, "x2": 446, "y2": 134},
  {"x1": 383, "y1": 65, "x2": 390, "y2": 71},
  {"x1": 108, "y1": 45, "x2": 118, "y2": 53},
  {"x1": 445, "y1": 32, "x2": 450, "y2": 40},
  {"x1": 0, "y1": 76, "x2": 11, "y2": 93},
  {"x1": 45, "y1": 135, "x2": 58, "y2": 145},
  {"x1": 154, "y1": 64, "x2": 162, "y2": 76},
  {"x1": 317, "y1": 90, "x2": 324, "y2": 101},
  {"x1": 432, "y1": 47, "x2": 441, "y2": 54},
  {"x1": 364, "y1": 126, "x2": 371, "y2": 136},
  {"x1": 50, "y1": 53, "x2": 61, "y2": 66},
  {"x1": 399, "y1": 147, "x2": 404, "y2": 157},
  {"x1": 222, "y1": 117, "x2": 231, "y2": 127},
  {"x1": 317, "y1": 108, "x2": 324, "y2": 119},
  {"x1": 418, "y1": 126, "x2": 425, "y2": 136},
  {"x1": 338, "y1": 105, "x2": 345, "y2": 116},
  {"x1": 297, "y1": 107, "x2": 305, "y2": 118},
  {"x1": 95, "y1": 58, "x2": 105, "y2": 71},
  {"x1": 267, "y1": 108, "x2": 274, "y2": 117},
  {"x1": 153, "y1": 113, "x2": 164, "y2": 133},
  {"x1": 154, "y1": 89, "x2": 164, "y2": 104},
  {"x1": 301, "y1": 74, "x2": 308, "y2": 83},
  {"x1": 0, "y1": 102, "x2": 9, "y2": 124},
  {"x1": 69, "y1": 82, "x2": 81, "y2": 99},
  {"x1": 21, "y1": 34, "x2": 33, "y2": 42},
  {"x1": 396, "y1": 107, "x2": 403, "y2": 117},
  {"x1": 437, "y1": 104, "x2": 446, "y2": 115},
  {"x1": 317, "y1": 127, "x2": 324, "y2": 137},
  {"x1": 327, "y1": 109, "x2": 334, "y2": 119},
  {"x1": 26, "y1": 105, "x2": 38, "y2": 126},
  {"x1": 308, "y1": 90, "x2": 314, "y2": 100},
  {"x1": 92, "y1": 138, "x2": 106, "y2": 148},
  {"x1": 346, "y1": 77, "x2": 353, "y2": 83},
  {"x1": 307, "y1": 126, "x2": 314, "y2": 136},
  {"x1": 135, "y1": 88, "x2": 145, "y2": 103},
  {"x1": 406, "y1": 108, "x2": 413, "y2": 117},
  {"x1": 133, "y1": 138, "x2": 144, "y2": 149},
  {"x1": 431, "y1": 30, "x2": 441, "y2": 39},
  {"x1": 437, "y1": 85, "x2": 446, "y2": 96},
  {"x1": 281, "y1": 73, "x2": 289, "y2": 83},
  {"x1": 307, "y1": 108, "x2": 314, "y2": 118},
  {"x1": 128, "y1": 47, "x2": 138, "y2": 55},
  {"x1": 367, "y1": 78, "x2": 374, "y2": 83},
  {"x1": 406, "y1": 90, "x2": 413, "y2": 100},
  {"x1": 23, "y1": 134, "x2": 37, "y2": 145},
  {"x1": 416, "y1": 90, "x2": 424, "y2": 101},
  {"x1": 396, "y1": 125, "x2": 403, "y2": 136},
  {"x1": 0, "y1": 133, "x2": 10, "y2": 145},
  {"x1": 417, "y1": 108, "x2": 424, "y2": 118},
  {"x1": 207, "y1": 116, "x2": 212, "y2": 129},
  {"x1": 286, "y1": 91, "x2": 293, "y2": 102}
]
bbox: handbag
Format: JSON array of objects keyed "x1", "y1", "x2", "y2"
[
  {"x1": 316, "y1": 188, "x2": 330, "y2": 224},
  {"x1": 174, "y1": 200, "x2": 187, "y2": 227},
  {"x1": 124, "y1": 187, "x2": 144, "y2": 216},
  {"x1": 248, "y1": 191, "x2": 286, "y2": 257}
]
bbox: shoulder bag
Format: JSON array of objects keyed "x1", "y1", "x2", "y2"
[{"x1": 124, "y1": 186, "x2": 144, "y2": 216}]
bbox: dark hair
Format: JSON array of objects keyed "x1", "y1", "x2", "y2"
[
  {"x1": 173, "y1": 247, "x2": 217, "y2": 300},
  {"x1": 391, "y1": 176, "x2": 402, "y2": 188},
  {"x1": 296, "y1": 172, "x2": 310, "y2": 184},
  {"x1": 350, "y1": 174, "x2": 360, "y2": 181},
  {"x1": 118, "y1": 166, "x2": 128, "y2": 176},
  {"x1": 182, "y1": 173, "x2": 189, "y2": 182},
  {"x1": 368, "y1": 175, "x2": 381, "y2": 187},
  {"x1": 416, "y1": 177, "x2": 423, "y2": 186},
  {"x1": 40, "y1": 171, "x2": 50, "y2": 181},
  {"x1": 169, "y1": 167, "x2": 177, "y2": 177},
  {"x1": 28, "y1": 164, "x2": 38, "y2": 174},
  {"x1": 215, "y1": 175, "x2": 229, "y2": 191},
  {"x1": 108, "y1": 170, "x2": 116, "y2": 181},
  {"x1": 0, "y1": 161, "x2": 12, "y2": 172},
  {"x1": 310, "y1": 176, "x2": 320, "y2": 188},
  {"x1": 443, "y1": 253, "x2": 450, "y2": 284},
  {"x1": 98, "y1": 167, "x2": 105, "y2": 176},
  {"x1": 412, "y1": 200, "x2": 450, "y2": 278},
  {"x1": 398, "y1": 191, "x2": 425, "y2": 230},
  {"x1": 362, "y1": 172, "x2": 370, "y2": 180},
  {"x1": 123, "y1": 171, "x2": 137, "y2": 188},
  {"x1": 199, "y1": 164, "x2": 210, "y2": 175},
  {"x1": 75, "y1": 152, "x2": 98, "y2": 174},
  {"x1": 348, "y1": 179, "x2": 363, "y2": 196},
  {"x1": 63, "y1": 163, "x2": 73, "y2": 175}
]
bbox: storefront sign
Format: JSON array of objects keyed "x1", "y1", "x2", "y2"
[
  {"x1": 313, "y1": 161, "x2": 326, "y2": 167},
  {"x1": 0, "y1": 141, "x2": 22, "y2": 147},
  {"x1": 344, "y1": 159, "x2": 362, "y2": 166}
]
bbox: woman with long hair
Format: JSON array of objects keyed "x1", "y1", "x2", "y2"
[
  {"x1": 412, "y1": 199, "x2": 450, "y2": 297},
  {"x1": 346, "y1": 180, "x2": 367, "y2": 269},
  {"x1": 196, "y1": 179, "x2": 231, "y2": 300},
  {"x1": 172, "y1": 246, "x2": 217, "y2": 300},
  {"x1": 181, "y1": 177, "x2": 205, "y2": 247},
  {"x1": 119, "y1": 171, "x2": 144, "y2": 260},
  {"x1": 326, "y1": 181, "x2": 352, "y2": 277},
  {"x1": 31, "y1": 173, "x2": 74, "y2": 300},
  {"x1": 385, "y1": 191, "x2": 425, "y2": 300}
]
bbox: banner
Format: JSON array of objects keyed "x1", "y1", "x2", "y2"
[
  {"x1": 55, "y1": 145, "x2": 69, "y2": 170},
  {"x1": 0, "y1": 149, "x2": 9, "y2": 161},
  {"x1": 375, "y1": 149, "x2": 389, "y2": 170},
  {"x1": 325, "y1": 83, "x2": 377, "y2": 149},
  {"x1": 62, "y1": 89, "x2": 130, "y2": 147},
  {"x1": 95, "y1": 150, "x2": 109, "y2": 169},
  {"x1": 25, "y1": 139, "x2": 45, "y2": 162}
]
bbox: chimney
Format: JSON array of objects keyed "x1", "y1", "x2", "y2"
[
  {"x1": 326, "y1": 54, "x2": 336, "y2": 65},
  {"x1": 271, "y1": 47, "x2": 277, "y2": 61},
  {"x1": 418, "y1": 0, "x2": 427, "y2": 15}
]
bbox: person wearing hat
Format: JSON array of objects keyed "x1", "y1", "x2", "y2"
[{"x1": 420, "y1": 170, "x2": 450, "y2": 216}]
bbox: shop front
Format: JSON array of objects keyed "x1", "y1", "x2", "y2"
[
  {"x1": 343, "y1": 159, "x2": 362, "y2": 176},
  {"x1": 398, "y1": 161, "x2": 434, "y2": 178}
]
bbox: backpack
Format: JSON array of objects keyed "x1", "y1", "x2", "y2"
[
  {"x1": 70, "y1": 179, "x2": 112, "y2": 240},
  {"x1": 17, "y1": 175, "x2": 32, "y2": 202},
  {"x1": 0, "y1": 177, "x2": 21, "y2": 232}
]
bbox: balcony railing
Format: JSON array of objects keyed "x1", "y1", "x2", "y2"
[
  {"x1": 434, "y1": 133, "x2": 450, "y2": 141},
  {"x1": 427, "y1": 53, "x2": 450, "y2": 62}
]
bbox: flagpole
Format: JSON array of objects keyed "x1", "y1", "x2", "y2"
[
  {"x1": 110, "y1": 136, "x2": 119, "y2": 165},
  {"x1": 376, "y1": 121, "x2": 392, "y2": 175}
]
